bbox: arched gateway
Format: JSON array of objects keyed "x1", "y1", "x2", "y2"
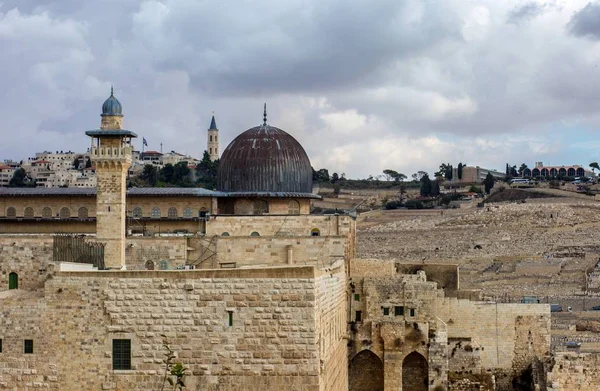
[
  {"x1": 349, "y1": 350, "x2": 384, "y2": 391},
  {"x1": 402, "y1": 351, "x2": 428, "y2": 391}
]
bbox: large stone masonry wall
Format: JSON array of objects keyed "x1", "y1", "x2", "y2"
[
  {"x1": 315, "y1": 262, "x2": 348, "y2": 391},
  {"x1": 431, "y1": 299, "x2": 551, "y2": 370},
  {"x1": 206, "y1": 214, "x2": 354, "y2": 238},
  {"x1": 548, "y1": 352, "x2": 600, "y2": 390},
  {"x1": 0, "y1": 236, "x2": 54, "y2": 291},
  {"x1": 214, "y1": 236, "x2": 346, "y2": 268},
  {"x1": 0, "y1": 265, "x2": 346, "y2": 390},
  {"x1": 0, "y1": 291, "x2": 60, "y2": 389}
]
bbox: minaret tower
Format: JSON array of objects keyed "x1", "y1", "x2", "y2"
[
  {"x1": 207, "y1": 114, "x2": 219, "y2": 161},
  {"x1": 85, "y1": 87, "x2": 137, "y2": 269}
]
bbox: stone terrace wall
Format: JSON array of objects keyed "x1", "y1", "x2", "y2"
[
  {"x1": 0, "y1": 265, "x2": 346, "y2": 390},
  {"x1": 548, "y1": 352, "x2": 600, "y2": 390}
]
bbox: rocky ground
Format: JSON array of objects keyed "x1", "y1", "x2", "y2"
[{"x1": 357, "y1": 193, "x2": 600, "y2": 297}]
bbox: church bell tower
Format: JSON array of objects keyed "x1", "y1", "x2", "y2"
[
  {"x1": 85, "y1": 87, "x2": 137, "y2": 269},
  {"x1": 207, "y1": 114, "x2": 219, "y2": 161}
]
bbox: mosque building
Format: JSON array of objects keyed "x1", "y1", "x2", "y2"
[{"x1": 0, "y1": 90, "x2": 551, "y2": 391}]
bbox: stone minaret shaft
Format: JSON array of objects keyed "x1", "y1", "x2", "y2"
[{"x1": 86, "y1": 88, "x2": 136, "y2": 269}]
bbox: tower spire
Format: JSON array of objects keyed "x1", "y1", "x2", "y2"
[
  {"x1": 209, "y1": 112, "x2": 217, "y2": 130},
  {"x1": 263, "y1": 103, "x2": 267, "y2": 125}
]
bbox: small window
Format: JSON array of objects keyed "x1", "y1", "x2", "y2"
[
  {"x1": 383, "y1": 307, "x2": 390, "y2": 316},
  {"x1": 132, "y1": 207, "x2": 142, "y2": 218},
  {"x1": 24, "y1": 207, "x2": 34, "y2": 218},
  {"x1": 24, "y1": 339, "x2": 33, "y2": 354},
  {"x1": 183, "y1": 208, "x2": 192, "y2": 218},
  {"x1": 410, "y1": 308, "x2": 416, "y2": 317},
  {"x1": 78, "y1": 207, "x2": 88, "y2": 218},
  {"x1": 394, "y1": 306, "x2": 404, "y2": 316},
  {"x1": 221, "y1": 232, "x2": 230, "y2": 237},
  {"x1": 6, "y1": 207, "x2": 16, "y2": 217},
  {"x1": 8, "y1": 272, "x2": 18, "y2": 290},
  {"x1": 151, "y1": 207, "x2": 161, "y2": 218},
  {"x1": 355, "y1": 311, "x2": 362, "y2": 322},
  {"x1": 59, "y1": 207, "x2": 70, "y2": 218},
  {"x1": 250, "y1": 231, "x2": 260, "y2": 237},
  {"x1": 0, "y1": 338, "x2": 2, "y2": 352},
  {"x1": 112, "y1": 339, "x2": 131, "y2": 370},
  {"x1": 354, "y1": 294, "x2": 360, "y2": 301},
  {"x1": 168, "y1": 207, "x2": 178, "y2": 218},
  {"x1": 210, "y1": 135, "x2": 213, "y2": 142},
  {"x1": 42, "y1": 207, "x2": 52, "y2": 218},
  {"x1": 311, "y1": 228, "x2": 320, "y2": 237},
  {"x1": 209, "y1": 148, "x2": 212, "y2": 154},
  {"x1": 227, "y1": 311, "x2": 234, "y2": 327}
]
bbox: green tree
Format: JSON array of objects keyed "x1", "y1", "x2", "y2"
[
  {"x1": 484, "y1": 172, "x2": 495, "y2": 193},
  {"x1": 141, "y1": 164, "x2": 158, "y2": 186},
  {"x1": 85, "y1": 157, "x2": 92, "y2": 168},
  {"x1": 383, "y1": 169, "x2": 398, "y2": 182},
  {"x1": 420, "y1": 173, "x2": 432, "y2": 196},
  {"x1": 590, "y1": 162, "x2": 599, "y2": 173},
  {"x1": 161, "y1": 164, "x2": 175, "y2": 184},
  {"x1": 195, "y1": 151, "x2": 219, "y2": 189},
  {"x1": 444, "y1": 164, "x2": 453, "y2": 180},
  {"x1": 430, "y1": 180, "x2": 440, "y2": 196},
  {"x1": 172, "y1": 161, "x2": 191, "y2": 185},
  {"x1": 9, "y1": 168, "x2": 28, "y2": 187},
  {"x1": 330, "y1": 173, "x2": 339, "y2": 184},
  {"x1": 519, "y1": 163, "x2": 528, "y2": 176}
]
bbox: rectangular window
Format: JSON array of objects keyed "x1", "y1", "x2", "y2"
[
  {"x1": 0, "y1": 338, "x2": 2, "y2": 353},
  {"x1": 383, "y1": 307, "x2": 390, "y2": 316},
  {"x1": 355, "y1": 311, "x2": 362, "y2": 322},
  {"x1": 227, "y1": 311, "x2": 233, "y2": 327},
  {"x1": 394, "y1": 306, "x2": 404, "y2": 316},
  {"x1": 24, "y1": 339, "x2": 33, "y2": 354},
  {"x1": 112, "y1": 339, "x2": 131, "y2": 370},
  {"x1": 354, "y1": 294, "x2": 360, "y2": 301},
  {"x1": 410, "y1": 308, "x2": 416, "y2": 317}
]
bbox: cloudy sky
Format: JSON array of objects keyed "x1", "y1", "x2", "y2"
[{"x1": 1, "y1": 0, "x2": 600, "y2": 178}]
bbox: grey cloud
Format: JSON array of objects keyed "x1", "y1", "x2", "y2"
[
  {"x1": 568, "y1": 2, "x2": 600, "y2": 39},
  {"x1": 507, "y1": 2, "x2": 545, "y2": 25}
]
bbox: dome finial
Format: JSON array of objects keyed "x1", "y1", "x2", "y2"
[
  {"x1": 110, "y1": 85, "x2": 114, "y2": 96},
  {"x1": 263, "y1": 103, "x2": 267, "y2": 125}
]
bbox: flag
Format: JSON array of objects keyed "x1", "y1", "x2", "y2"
[{"x1": 143, "y1": 138, "x2": 148, "y2": 146}]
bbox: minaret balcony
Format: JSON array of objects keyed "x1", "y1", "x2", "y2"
[{"x1": 91, "y1": 146, "x2": 133, "y2": 160}]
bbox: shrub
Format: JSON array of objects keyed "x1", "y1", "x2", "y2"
[
  {"x1": 404, "y1": 200, "x2": 424, "y2": 209},
  {"x1": 549, "y1": 180, "x2": 560, "y2": 189},
  {"x1": 385, "y1": 201, "x2": 402, "y2": 210}
]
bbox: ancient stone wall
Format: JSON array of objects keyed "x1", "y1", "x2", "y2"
[
  {"x1": 0, "y1": 236, "x2": 54, "y2": 291},
  {"x1": 125, "y1": 237, "x2": 188, "y2": 270},
  {"x1": 431, "y1": 299, "x2": 551, "y2": 370},
  {"x1": 548, "y1": 352, "x2": 600, "y2": 390},
  {"x1": 0, "y1": 265, "x2": 346, "y2": 390},
  {"x1": 206, "y1": 214, "x2": 354, "y2": 238},
  {"x1": 214, "y1": 236, "x2": 346, "y2": 268},
  {"x1": 0, "y1": 291, "x2": 59, "y2": 390}
]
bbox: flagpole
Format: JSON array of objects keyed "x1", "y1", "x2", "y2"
[{"x1": 142, "y1": 136, "x2": 145, "y2": 155}]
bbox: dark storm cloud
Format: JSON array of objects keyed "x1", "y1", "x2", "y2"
[
  {"x1": 125, "y1": 0, "x2": 461, "y2": 96},
  {"x1": 507, "y1": 2, "x2": 545, "y2": 25},
  {"x1": 2, "y1": 0, "x2": 600, "y2": 179},
  {"x1": 568, "y1": 2, "x2": 600, "y2": 39}
]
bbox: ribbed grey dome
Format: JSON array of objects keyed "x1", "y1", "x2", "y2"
[
  {"x1": 217, "y1": 124, "x2": 313, "y2": 193},
  {"x1": 101, "y1": 88, "x2": 123, "y2": 117}
]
